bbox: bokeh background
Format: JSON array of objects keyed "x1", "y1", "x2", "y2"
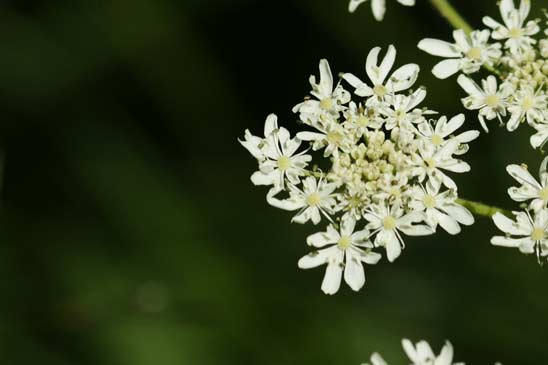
[{"x1": 0, "y1": 0, "x2": 546, "y2": 364}]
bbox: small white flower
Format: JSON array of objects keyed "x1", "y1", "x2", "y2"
[
  {"x1": 412, "y1": 139, "x2": 471, "y2": 190},
  {"x1": 297, "y1": 117, "x2": 353, "y2": 157},
  {"x1": 298, "y1": 215, "x2": 381, "y2": 294},
  {"x1": 239, "y1": 113, "x2": 279, "y2": 161},
  {"x1": 506, "y1": 157, "x2": 548, "y2": 211},
  {"x1": 363, "y1": 201, "x2": 433, "y2": 262},
  {"x1": 245, "y1": 114, "x2": 312, "y2": 189},
  {"x1": 491, "y1": 209, "x2": 548, "y2": 262},
  {"x1": 418, "y1": 29, "x2": 502, "y2": 79},
  {"x1": 507, "y1": 85, "x2": 547, "y2": 131},
  {"x1": 293, "y1": 59, "x2": 350, "y2": 126},
  {"x1": 483, "y1": 0, "x2": 539, "y2": 51},
  {"x1": 457, "y1": 75, "x2": 513, "y2": 132},
  {"x1": 380, "y1": 88, "x2": 427, "y2": 129},
  {"x1": 267, "y1": 176, "x2": 338, "y2": 225},
  {"x1": 416, "y1": 114, "x2": 480, "y2": 155},
  {"x1": 343, "y1": 45, "x2": 420, "y2": 101},
  {"x1": 402, "y1": 339, "x2": 464, "y2": 365},
  {"x1": 343, "y1": 102, "x2": 384, "y2": 137},
  {"x1": 348, "y1": 0, "x2": 415, "y2": 21},
  {"x1": 410, "y1": 183, "x2": 474, "y2": 235}
]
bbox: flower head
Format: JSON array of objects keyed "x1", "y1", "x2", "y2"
[{"x1": 242, "y1": 48, "x2": 477, "y2": 293}]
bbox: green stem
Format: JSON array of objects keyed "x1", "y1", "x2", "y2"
[
  {"x1": 429, "y1": 0, "x2": 473, "y2": 34},
  {"x1": 456, "y1": 198, "x2": 512, "y2": 218}
]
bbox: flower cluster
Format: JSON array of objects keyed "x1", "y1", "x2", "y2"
[
  {"x1": 240, "y1": 45, "x2": 478, "y2": 294},
  {"x1": 491, "y1": 156, "x2": 548, "y2": 263},
  {"x1": 419, "y1": 0, "x2": 548, "y2": 149},
  {"x1": 361, "y1": 339, "x2": 502, "y2": 365},
  {"x1": 349, "y1": 0, "x2": 415, "y2": 21}
]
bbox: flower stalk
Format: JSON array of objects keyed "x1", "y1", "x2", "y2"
[
  {"x1": 456, "y1": 198, "x2": 511, "y2": 218},
  {"x1": 429, "y1": 0, "x2": 473, "y2": 34}
]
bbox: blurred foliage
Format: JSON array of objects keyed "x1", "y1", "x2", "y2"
[{"x1": 0, "y1": 0, "x2": 546, "y2": 364}]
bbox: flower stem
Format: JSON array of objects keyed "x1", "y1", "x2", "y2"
[
  {"x1": 428, "y1": 0, "x2": 473, "y2": 34},
  {"x1": 456, "y1": 198, "x2": 512, "y2": 218}
]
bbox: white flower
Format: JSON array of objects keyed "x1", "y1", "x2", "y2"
[
  {"x1": 418, "y1": 29, "x2": 502, "y2": 79},
  {"x1": 457, "y1": 75, "x2": 513, "y2": 132},
  {"x1": 239, "y1": 113, "x2": 279, "y2": 161},
  {"x1": 483, "y1": 0, "x2": 539, "y2": 51},
  {"x1": 410, "y1": 183, "x2": 474, "y2": 235},
  {"x1": 293, "y1": 59, "x2": 350, "y2": 126},
  {"x1": 343, "y1": 102, "x2": 384, "y2": 137},
  {"x1": 267, "y1": 176, "x2": 338, "y2": 225},
  {"x1": 491, "y1": 209, "x2": 548, "y2": 262},
  {"x1": 298, "y1": 215, "x2": 381, "y2": 294},
  {"x1": 348, "y1": 0, "x2": 415, "y2": 21},
  {"x1": 416, "y1": 114, "x2": 480, "y2": 155},
  {"x1": 506, "y1": 85, "x2": 547, "y2": 131},
  {"x1": 412, "y1": 139, "x2": 471, "y2": 190},
  {"x1": 245, "y1": 114, "x2": 311, "y2": 189},
  {"x1": 506, "y1": 157, "x2": 548, "y2": 211},
  {"x1": 402, "y1": 339, "x2": 464, "y2": 365},
  {"x1": 364, "y1": 201, "x2": 433, "y2": 262},
  {"x1": 343, "y1": 45, "x2": 420, "y2": 101},
  {"x1": 379, "y1": 88, "x2": 427, "y2": 129},
  {"x1": 297, "y1": 117, "x2": 352, "y2": 157}
]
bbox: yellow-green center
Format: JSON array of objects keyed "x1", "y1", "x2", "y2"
[
  {"x1": 539, "y1": 187, "x2": 548, "y2": 200},
  {"x1": 373, "y1": 84, "x2": 387, "y2": 97},
  {"x1": 431, "y1": 134, "x2": 443, "y2": 146},
  {"x1": 277, "y1": 156, "x2": 292, "y2": 171},
  {"x1": 521, "y1": 97, "x2": 534, "y2": 110},
  {"x1": 395, "y1": 109, "x2": 407, "y2": 121},
  {"x1": 509, "y1": 27, "x2": 523, "y2": 39},
  {"x1": 425, "y1": 158, "x2": 436, "y2": 169},
  {"x1": 485, "y1": 94, "x2": 500, "y2": 107},
  {"x1": 320, "y1": 98, "x2": 333, "y2": 110},
  {"x1": 531, "y1": 227, "x2": 545, "y2": 241},
  {"x1": 306, "y1": 193, "x2": 322, "y2": 206},
  {"x1": 466, "y1": 47, "x2": 482, "y2": 60},
  {"x1": 337, "y1": 236, "x2": 352, "y2": 250},
  {"x1": 326, "y1": 131, "x2": 343, "y2": 144},
  {"x1": 423, "y1": 194, "x2": 437, "y2": 209},
  {"x1": 357, "y1": 115, "x2": 369, "y2": 127},
  {"x1": 382, "y1": 216, "x2": 397, "y2": 230}
]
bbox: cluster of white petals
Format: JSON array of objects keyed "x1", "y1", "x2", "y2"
[
  {"x1": 348, "y1": 0, "x2": 415, "y2": 21},
  {"x1": 361, "y1": 339, "x2": 502, "y2": 365},
  {"x1": 241, "y1": 45, "x2": 478, "y2": 294},
  {"x1": 419, "y1": 0, "x2": 548, "y2": 148},
  {"x1": 491, "y1": 156, "x2": 548, "y2": 263}
]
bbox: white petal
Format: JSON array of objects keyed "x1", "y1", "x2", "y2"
[
  {"x1": 307, "y1": 227, "x2": 339, "y2": 247},
  {"x1": 387, "y1": 63, "x2": 420, "y2": 92},
  {"x1": 371, "y1": 0, "x2": 386, "y2": 21},
  {"x1": 318, "y1": 59, "x2": 333, "y2": 95},
  {"x1": 264, "y1": 114, "x2": 278, "y2": 136},
  {"x1": 506, "y1": 164, "x2": 541, "y2": 189},
  {"x1": 348, "y1": 0, "x2": 367, "y2": 12},
  {"x1": 432, "y1": 59, "x2": 462, "y2": 79},
  {"x1": 457, "y1": 74, "x2": 483, "y2": 97},
  {"x1": 434, "y1": 341, "x2": 454, "y2": 365},
  {"x1": 418, "y1": 38, "x2": 461, "y2": 57},
  {"x1": 321, "y1": 259, "x2": 343, "y2": 295},
  {"x1": 344, "y1": 252, "x2": 365, "y2": 291},
  {"x1": 298, "y1": 246, "x2": 336, "y2": 269}
]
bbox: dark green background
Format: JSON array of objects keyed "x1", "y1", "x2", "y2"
[{"x1": 0, "y1": 0, "x2": 546, "y2": 364}]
